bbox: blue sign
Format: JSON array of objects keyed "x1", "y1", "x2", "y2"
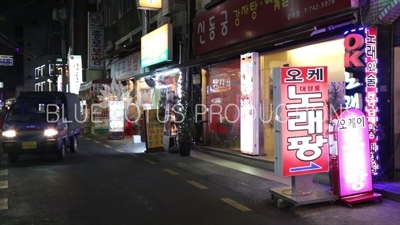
[
  {"x1": 0, "y1": 58, "x2": 13, "y2": 66},
  {"x1": 289, "y1": 162, "x2": 322, "y2": 173}
]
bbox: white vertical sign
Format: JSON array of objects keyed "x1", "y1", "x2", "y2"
[
  {"x1": 240, "y1": 52, "x2": 260, "y2": 155},
  {"x1": 88, "y1": 12, "x2": 104, "y2": 70},
  {"x1": 68, "y1": 55, "x2": 83, "y2": 95}
]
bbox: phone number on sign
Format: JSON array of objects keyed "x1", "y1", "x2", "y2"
[{"x1": 304, "y1": 0, "x2": 336, "y2": 13}]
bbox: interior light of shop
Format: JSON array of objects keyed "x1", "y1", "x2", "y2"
[{"x1": 154, "y1": 68, "x2": 180, "y2": 78}]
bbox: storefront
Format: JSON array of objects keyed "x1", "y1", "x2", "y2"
[{"x1": 187, "y1": 0, "x2": 396, "y2": 178}]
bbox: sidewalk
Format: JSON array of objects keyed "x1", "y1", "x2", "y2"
[
  {"x1": 83, "y1": 134, "x2": 400, "y2": 202},
  {"x1": 193, "y1": 145, "x2": 400, "y2": 202}
]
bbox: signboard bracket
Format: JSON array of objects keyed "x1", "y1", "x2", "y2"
[{"x1": 269, "y1": 175, "x2": 338, "y2": 209}]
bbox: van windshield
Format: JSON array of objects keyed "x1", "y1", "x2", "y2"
[{"x1": 5, "y1": 102, "x2": 59, "y2": 123}]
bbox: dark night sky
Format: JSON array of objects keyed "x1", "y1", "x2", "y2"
[{"x1": 0, "y1": 0, "x2": 60, "y2": 97}]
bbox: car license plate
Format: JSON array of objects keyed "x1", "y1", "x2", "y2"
[{"x1": 22, "y1": 142, "x2": 37, "y2": 149}]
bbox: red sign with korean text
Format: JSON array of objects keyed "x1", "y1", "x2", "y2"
[
  {"x1": 364, "y1": 27, "x2": 379, "y2": 175},
  {"x1": 280, "y1": 66, "x2": 329, "y2": 177},
  {"x1": 193, "y1": 0, "x2": 357, "y2": 55}
]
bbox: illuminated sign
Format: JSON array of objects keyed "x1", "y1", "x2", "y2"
[
  {"x1": 88, "y1": 12, "x2": 104, "y2": 70},
  {"x1": 344, "y1": 27, "x2": 379, "y2": 175},
  {"x1": 138, "y1": 0, "x2": 162, "y2": 10},
  {"x1": 336, "y1": 108, "x2": 373, "y2": 196},
  {"x1": 279, "y1": 66, "x2": 329, "y2": 177},
  {"x1": 0, "y1": 55, "x2": 13, "y2": 66},
  {"x1": 68, "y1": 55, "x2": 83, "y2": 95},
  {"x1": 240, "y1": 52, "x2": 260, "y2": 155},
  {"x1": 141, "y1": 23, "x2": 172, "y2": 68}
]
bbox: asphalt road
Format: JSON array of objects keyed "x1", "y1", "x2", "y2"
[
  {"x1": 0, "y1": 135, "x2": 399, "y2": 225},
  {"x1": 0, "y1": 135, "x2": 308, "y2": 225}
]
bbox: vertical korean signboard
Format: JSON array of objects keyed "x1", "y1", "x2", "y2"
[
  {"x1": 68, "y1": 55, "x2": 83, "y2": 95},
  {"x1": 88, "y1": 12, "x2": 104, "y2": 70},
  {"x1": 240, "y1": 52, "x2": 260, "y2": 155},
  {"x1": 279, "y1": 66, "x2": 329, "y2": 177},
  {"x1": 335, "y1": 108, "x2": 373, "y2": 196},
  {"x1": 344, "y1": 27, "x2": 379, "y2": 175}
]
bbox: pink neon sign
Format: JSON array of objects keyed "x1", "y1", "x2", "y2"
[{"x1": 337, "y1": 108, "x2": 373, "y2": 196}]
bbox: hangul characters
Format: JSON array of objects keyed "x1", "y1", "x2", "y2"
[
  {"x1": 306, "y1": 67, "x2": 324, "y2": 81},
  {"x1": 127, "y1": 58, "x2": 132, "y2": 71},
  {"x1": 366, "y1": 92, "x2": 376, "y2": 107},
  {"x1": 366, "y1": 109, "x2": 376, "y2": 120},
  {"x1": 368, "y1": 124, "x2": 376, "y2": 138},
  {"x1": 249, "y1": 1, "x2": 258, "y2": 20},
  {"x1": 241, "y1": 4, "x2": 249, "y2": 15},
  {"x1": 92, "y1": 56, "x2": 101, "y2": 65},
  {"x1": 287, "y1": 135, "x2": 328, "y2": 161},
  {"x1": 348, "y1": 117, "x2": 357, "y2": 129},
  {"x1": 366, "y1": 74, "x2": 377, "y2": 87},
  {"x1": 274, "y1": 0, "x2": 281, "y2": 11},
  {"x1": 299, "y1": 86, "x2": 306, "y2": 92},
  {"x1": 367, "y1": 62, "x2": 377, "y2": 72},
  {"x1": 286, "y1": 86, "x2": 324, "y2": 110},
  {"x1": 307, "y1": 86, "x2": 314, "y2": 92},
  {"x1": 209, "y1": 16, "x2": 216, "y2": 41},
  {"x1": 366, "y1": 31, "x2": 376, "y2": 44},
  {"x1": 296, "y1": 10, "x2": 301, "y2": 18},
  {"x1": 284, "y1": 68, "x2": 304, "y2": 82},
  {"x1": 287, "y1": 110, "x2": 324, "y2": 134},
  {"x1": 121, "y1": 60, "x2": 126, "y2": 73},
  {"x1": 220, "y1": 10, "x2": 228, "y2": 36},
  {"x1": 149, "y1": 141, "x2": 153, "y2": 146},
  {"x1": 314, "y1": 85, "x2": 320, "y2": 91},
  {"x1": 282, "y1": 0, "x2": 289, "y2": 7},
  {"x1": 197, "y1": 21, "x2": 206, "y2": 44},
  {"x1": 366, "y1": 45, "x2": 376, "y2": 60},
  {"x1": 356, "y1": 116, "x2": 365, "y2": 128},
  {"x1": 233, "y1": 9, "x2": 241, "y2": 26},
  {"x1": 264, "y1": 0, "x2": 273, "y2": 4},
  {"x1": 338, "y1": 118, "x2": 347, "y2": 130}
]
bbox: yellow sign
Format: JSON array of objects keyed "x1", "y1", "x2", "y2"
[
  {"x1": 138, "y1": 0, "x2": 162, "y2": 10},
  {"x1": 141, "y1": 23, "x2": 172, "y2": 67},
  {"x1": 145, "y1": 109, "x2": 164, "y2": 149}
]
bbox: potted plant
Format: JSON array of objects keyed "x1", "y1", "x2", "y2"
[{"x1": 174, "y1": 94, "x2": 195, "y2": 156}]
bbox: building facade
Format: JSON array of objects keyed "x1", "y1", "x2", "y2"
[{"x1": 183, "y1": 0, "x2": 399, "y2": 179}]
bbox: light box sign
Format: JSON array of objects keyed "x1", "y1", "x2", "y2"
[
  {"x1": 68, "y1": 55, "x2": 83, "y2": 95},
  {"x1": 240, "y1": 52, "x2": 260, "y2": 155},
  {"x1": 138, "y1": 0, "x2": 162, "y2": 10},
  {"x1": 336, "y1": 108, "x2": 373, "y2": 196},
  {"x1": 280, "y1": 66, "x2": 329, "y2": 177},
  {"x1": 141, "y1": 23, "x2": 173, "y2": 68},
  {"x1": 109, "y1": 101, "x2": 125, "y2": 132},
  {"x1": 344, "y1": 27, "x2": 379, "y2": 175}
]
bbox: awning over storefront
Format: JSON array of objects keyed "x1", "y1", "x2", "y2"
[
  {"x1": 132, "y1": 71, "x2": 154, "y2": 79},
  {"x1": 179, "y1": 12, "x2": 357, "y2": 68}
]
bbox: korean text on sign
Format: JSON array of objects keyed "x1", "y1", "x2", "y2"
[
  {"x1": 280, "y1": 66, "x2": 329, "y2": 177},
  {"x1": 364, "y1": 27, "x2": 379, "y2": 175}
]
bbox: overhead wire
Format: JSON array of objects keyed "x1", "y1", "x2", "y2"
[{"x1": 0, "y1": 0, "x2": 39, "y2": 15}]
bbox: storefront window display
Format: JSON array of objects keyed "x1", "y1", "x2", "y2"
[
  {"x1": 206, "y1": 60, "x2": 241, "y2": 150},
  {"x1": 260, "y1": 38, "x2": 346, "y2": 161}
]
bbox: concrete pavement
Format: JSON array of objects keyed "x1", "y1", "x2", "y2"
[{"x1": 0, "y1": 135, "x2": 399, "y2": 225}]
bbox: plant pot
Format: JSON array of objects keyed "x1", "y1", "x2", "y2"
[{"x1": 179, "y1": 141, "x2": 191, "y2": 157}]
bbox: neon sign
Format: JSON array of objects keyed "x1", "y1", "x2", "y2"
[
  {"x1": 343, "y1": 27, "x2": 379, "y2": 175},
  {"x1": 279, "y1": 66, "x2": 329, "y2": 177},
  {"x1": 336, "y1": 109, "x2": 373, "y2": 196}
]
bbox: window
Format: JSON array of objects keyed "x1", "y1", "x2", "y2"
[
  {"x1": 126, "y1": 0, "x2": 132, "y2": 11},
  {"x1": 109, "y1": 0, "x2": 118, "y2": 25},
  {"x1": 118, "y1": 0, "x2": 124, "y2": 18}
]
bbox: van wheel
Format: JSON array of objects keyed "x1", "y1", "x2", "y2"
[
  {"x1": 70, "y1": 135, "x2": 78, "y2": 153},
  {"x1": 8, "y1": 154, "x2": 18, "y2": 163},
  {"x1": 57, "y1": 141, "x2": 66, "y2": 161}
]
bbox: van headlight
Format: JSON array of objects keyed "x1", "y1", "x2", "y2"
[
  {"x1": 2, "y1": 130, "x2": 16, "y2": 138},
  {"x1": 44, "y1": 129, "x2": 58, "y2": 136}
]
